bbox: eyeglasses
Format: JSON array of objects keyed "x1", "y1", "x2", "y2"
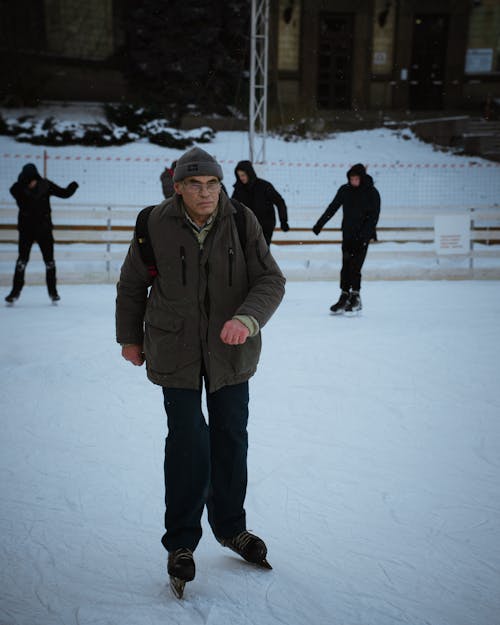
[{"x1": 183, "y1": 180, "x2": 220, "y2": 194}]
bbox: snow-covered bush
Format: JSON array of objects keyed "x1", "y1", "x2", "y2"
[{"x1": 0, "y1": 108, "x2": 216, "y2": 148}]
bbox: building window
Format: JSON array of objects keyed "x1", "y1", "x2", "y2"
[
  {"x1": 44, "y1": 0, "x2": 114, "y2": 61},
  {"x1": 465, "y1": 0, "x2": 500, "y2": 73},
  {"x1": 278, "y1": 0, "x2": 301, "y2": 72}
]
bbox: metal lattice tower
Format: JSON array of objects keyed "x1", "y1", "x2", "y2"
[{"x1": 249, "y1": 0, "x2": 269, "y2": 164}]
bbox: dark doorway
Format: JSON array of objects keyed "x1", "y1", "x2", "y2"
[
  {"x1": 316, "y1": 13, "x2": 354, "y2": 109},
  {"x1": 409, "y1": 14, "x2": 448, "y2": 110}
]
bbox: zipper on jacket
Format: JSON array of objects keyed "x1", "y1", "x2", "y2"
[
  {"x1": 204, "y1": 260, "x2": 210, "y2": 316},
  {"x1": 228, "y1": 247, "x2": 234, "y2": 286},
  {"x1": 180, "y1": 246, "x2": 186, "y2": 285},
  {"x1": 255, "y1": 241, "x2": 268, "y2": 270}
]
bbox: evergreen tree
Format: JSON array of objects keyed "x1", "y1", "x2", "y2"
[{"x1": 124, "y1": 0, "x2": 249, "y2": 121}]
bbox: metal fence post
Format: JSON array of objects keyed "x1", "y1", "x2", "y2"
[
  {"x1": 106, "y1": 205, "x2": 112, "y2": 283},
  {"x1": 470, "y1": 208, "x2": 474, "y2": 274}
]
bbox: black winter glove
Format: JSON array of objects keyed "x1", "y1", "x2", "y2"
[
  {"x1": 281, "y1": 222, "x2": 290, "y2": 232},
  {"x1": 312, "y1": 223, "x2": 322, "y2": 236},
  {"x1": 70, "y1": 181, "x2": 79, "y2": 190}
]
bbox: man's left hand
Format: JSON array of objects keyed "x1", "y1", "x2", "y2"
[{"x1": 220, "y1": 319, "x2": 250, "y2": 345}]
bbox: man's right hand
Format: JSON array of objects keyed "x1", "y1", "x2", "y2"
[{"x1": 121, "y1": 344, "x2": 145, "y2": 366}]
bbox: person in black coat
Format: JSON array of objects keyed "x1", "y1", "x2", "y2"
[
  {"x1": 5, "y1": 163, "x2": 79, "y2": 303},
  {"x1": 232, "y1": 160, "x2": 289, "y2": 245},
  {"x1": 312, "y1": 163, "x2": 380, "y2": 314}
]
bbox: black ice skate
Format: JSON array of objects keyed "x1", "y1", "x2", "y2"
[
  {"x1": 5, "y1": 291, "x2": 20, "y2": 306},
  {"x1": 5, "y1": 290, "x2": 21, "y2": 305},
  {"x1": 49, "y1": 291, "x2": 61, "y2": 304},
  {"x1": 330, "y1": 290, "x2": 350, "y2": 314},
  {"x1": 6, "y1": 264, "x2": 24, "y2": 305},
  {"x1": 344, "y1": 291, "x2": 362, "y2": 315},
  {"x1": 217, "y1": 530, "x2": 272, "y2": 569},
  {"x1": 168, "y1": 548, "x2": 195, "y2": 599}
]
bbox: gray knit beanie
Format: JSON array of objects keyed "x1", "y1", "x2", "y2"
[{"x1": 173, "y1": 147, "x2": 224, "y2": 182}]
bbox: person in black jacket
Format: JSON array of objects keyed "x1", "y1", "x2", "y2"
[
  {"x1": 312, "y1": 163, "x2": 380, "y2": 314},
  {"x1": 5, "y1": 163, "x2": 78, "y2": 304},
  {"x1": 232, "y1": 160, "x2": 289, "y2": 245}
]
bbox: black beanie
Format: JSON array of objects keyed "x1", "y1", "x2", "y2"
[{"x1": 173, "y1": 147, "x2": 223, "y2": 182}]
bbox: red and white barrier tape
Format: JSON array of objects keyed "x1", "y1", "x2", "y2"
[{"x1": 2, "y1": 153, "x2": 499, "y2": 167}]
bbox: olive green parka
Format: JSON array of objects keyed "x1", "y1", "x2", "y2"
[{"x1": 116, "y1": 192, "x2": 285, "y2": 392}]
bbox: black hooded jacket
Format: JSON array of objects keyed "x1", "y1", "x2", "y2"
[
  {"x1": 232, "y1": 161, "x2": 288, "y2": 234},
  {"x1": 10, "y1": 164, "x2": 79, "y2": 232},
  {"x1": 313, "y1": 163, "x2": 380, "y2": 242}
]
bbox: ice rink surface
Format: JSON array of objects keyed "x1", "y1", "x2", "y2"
[{"x1": 1, "y1": 280, "x2": 499, "y2": 625}]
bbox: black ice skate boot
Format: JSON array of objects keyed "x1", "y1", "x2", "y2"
[
  {"x1": 217, "y1": 530, "x2": 272, "y2": 569},
  {"x1": 5, "y1": 289, "x2": 21, "y2": 304},
  {"x1": 345, "y1": 290, "x2": 362, "y2": 315},
  {"x1": 330, "y1": 290, "x2": 350, "y2": 314},
  {"x1": 46, "y1": 261, "x2": 60, "y2": 303},
  {"x1": 5, "y1": 262, "x2": 25, "y2": 304},
  {"x1": 167, "y1": 548, "x2": 195, "y2": 598}
]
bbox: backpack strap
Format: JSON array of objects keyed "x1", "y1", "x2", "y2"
[
  {"x1": 230, "y1": 198, "x2": 247, "y2": 255},
  {"x1": 135, "y1": 205, "x2": 158, "y2": 277},
  {"x1": 134, "y1": 200, "x2": 247, "y2": 280}
]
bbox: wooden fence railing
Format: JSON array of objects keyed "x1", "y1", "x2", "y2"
[{"x1": 1, "y1": 203, "x2": 499, "y2": 282}]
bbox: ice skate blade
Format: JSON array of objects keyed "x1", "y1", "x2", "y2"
[
  {"x1": 242, "y1": 557, "x2": 273, "y2": 570},
  {"x1": 169, "y1": 576, "x2": 187, "y2": 599},
  {"x1": 344, "y1": 309, "x2": 361, "y2": 317}
]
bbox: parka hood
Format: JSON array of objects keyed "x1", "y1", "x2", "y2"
[
  {"x1": 18, "y1": 163, "x2": 41, "y2": 186},
  {"x1": 234, "y1": 160, "x2": 257, "y2": 183},
  {"x1": 346, "y1": 163, "x2": 373, "y2": 187}
]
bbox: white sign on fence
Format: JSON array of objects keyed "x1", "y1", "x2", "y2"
[{"x1": 434, "y1": 214, "x2": 470, "y2": 255}]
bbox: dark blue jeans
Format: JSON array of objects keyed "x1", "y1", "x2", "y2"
[{"x1": 161, "y1": 381, "x2": 249, "y2": 552}]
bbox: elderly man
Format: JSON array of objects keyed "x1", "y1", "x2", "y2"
[{"x1": 116, "y1": 147, "x2": 285, "y2": 598}]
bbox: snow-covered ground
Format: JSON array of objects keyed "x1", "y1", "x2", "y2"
[
  {"x1": 1, "y1": 281, "x2": 500, "y2": 625},
  {"x1": 2, "y1": 103, "x2": 500, "y2": 211}
]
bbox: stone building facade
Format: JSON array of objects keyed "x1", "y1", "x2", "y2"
[
  {"x1": 271, "y1": 0, "x2": 500, "y2": 121},
  {"x1": 2, "y1": 0, "x2": 499, "y2": 120}
]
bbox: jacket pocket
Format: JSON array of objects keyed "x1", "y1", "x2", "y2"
[
  {"x1": 144, "y1": 316, "x2": 184, "y2": 374},
  {"x1": 221, "y1": 333, "x2": 261, "y2": 376}
]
